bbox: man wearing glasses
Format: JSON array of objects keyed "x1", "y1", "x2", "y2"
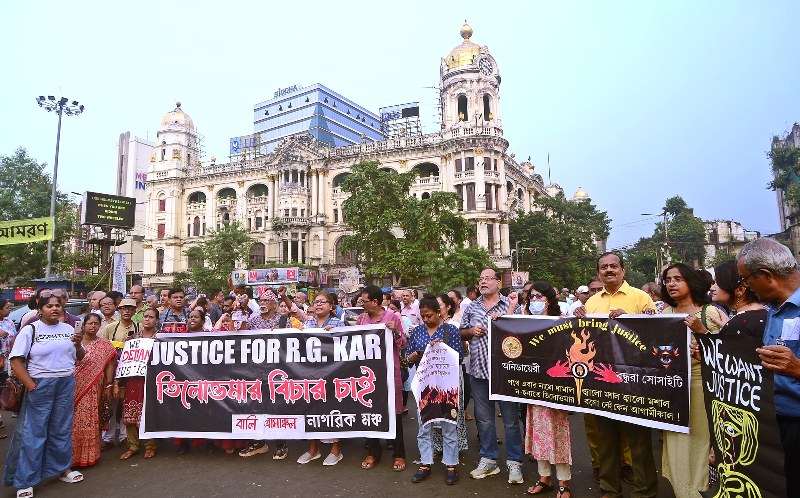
[
  {"x1": 738, "y1": 237, "x2": 800, "y2": 497},
  {"x1": 461, "y1": 268, "x2": 524, "y2": 484},
  {"x1": 129, "y1": 285, "x2": 146, "y2": 323}
]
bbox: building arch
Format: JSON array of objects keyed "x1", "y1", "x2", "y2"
[
  {"x1": 217, "y1": 187, "x2": 237, "y2": 199},
  {"x1": 332, "y1": 172, "x2": 351, "y2": 188},
  {"x1": 188, "y1": 191, "x2": 206, "y2": 203},
  {"x1": 334, "y1": 237, "x2": 356, "y2": 266},
  {"x1": 250, "y1": 242, "x2": 266, "y2": 266},
  {"x1": 413, "y1": 162, "x2": 439, "y2": 177},
  {"x1": 247, "y1": 183, "x2": 269, "y2": 198}
]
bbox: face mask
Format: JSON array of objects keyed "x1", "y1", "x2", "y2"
[{"x1": 528, "y1": 301, "x2": 546, "y2": 315}]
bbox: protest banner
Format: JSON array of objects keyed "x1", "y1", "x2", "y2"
[
  {"x1": 115, "y1": 338, "x2": 154, "y2": 378},
  {"x1": 410, "y1": 342, "x2": 460, "y2": 427},
  {"x1": 697, "y1": 333, "x2": 786, "y2": 498},
  {"x1": 141, "y1": 324, "x2": 395, "y2": 440},
  {"x1": 0, "y1": 217, "x2": 53, "y2": 246},
  {"x1": 490, "y1": 314, "x2": 690, "y2": 433}
]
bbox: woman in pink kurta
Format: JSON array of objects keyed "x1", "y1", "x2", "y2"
[
  {"x1": 523, "y1": 281, "x2": 572, "y2": 498},
  {"x1": 356, "y1": 286, "x2": 408, "y2": 472}
]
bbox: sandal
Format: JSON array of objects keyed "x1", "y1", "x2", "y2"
[
  {"x1": 557, "y1": 486, "x2": 572, "y2": 498},
  {"x1": 16, "y1": 487, "x2": 33, "y2": 498},
  {"x1": 392, "y1": 457, "x2": 406, "y2": 471},
  {"x1": 526, "y1": 480, "x2": 554, "y2": 495},
  {"x1": 411, "y1": 465, "x2": 431, "y2": 483},
  {"x1": 361, "y1": 455, "x2": 378, "y2": 469},
  {"x1": 120, "y1": 449, "x2": 138, "y2": 460},
  {"x1": 59, "y1": 470, "x2": 83, "y2": 483},
  {"x1": 144, "y1": 449, "x2": 157, "y2": 459}
]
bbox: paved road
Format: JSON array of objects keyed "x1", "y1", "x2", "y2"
[{"x1": 0, "y1": 410, "x2": 677, "y2": 497}]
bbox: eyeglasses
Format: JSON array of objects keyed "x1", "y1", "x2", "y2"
[
  {"x1": 738, "y1": 271, "x2": 759, "y2": 286},
  {"x1": 40, "y1": 290, "x2": 64, "y2": 298},
  {"x1": 313, "y1": 300, "x2": 331, "y2": 305},
  {"x1": 478, "y1": 276, "x2": 498, "y2": 282}
]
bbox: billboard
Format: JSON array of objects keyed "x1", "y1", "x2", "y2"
[{"x1": 81, "y1": 192, "x2": 136, "y2": 229}]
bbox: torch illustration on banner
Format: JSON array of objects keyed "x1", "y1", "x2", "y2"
[{"x1": 568, "y1": 330, "x2": 596, "y2": 403}]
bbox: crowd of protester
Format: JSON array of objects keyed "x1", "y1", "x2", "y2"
[{"x1": 1, "y1": 236, "x2": 799, "y2": 498}]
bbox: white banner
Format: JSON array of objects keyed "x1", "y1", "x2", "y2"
[
  {"x1": 410, "y1": 341, "x2": 459, "y2": 427},
  {"x1": 112, "y1": 253, "x2": 128, "y2": 294},
  {"x1": 115, "y1": 337, "x2": 154, "y2": 378}
]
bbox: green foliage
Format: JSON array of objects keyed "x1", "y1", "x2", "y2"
[
  {"x1": 0, "y1": 148, "x2": 81, "y2": 283},
  {"x1": 509, "y1": 194, "x2": 611, "y2": 289},
  {"x1": 624, "y1": 195, "x2": 708, "y2": 276},
  {"x1": 340, "y1": 160, "x2": 491, "y2": 287},
  {"x1": 183, "y1": 221, "x2": 254, "y2": 293},
  {"x1": 769, "y1": 146, "x2": 800, "y2": 209}
]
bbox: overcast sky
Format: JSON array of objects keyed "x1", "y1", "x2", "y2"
[{"x1": 1, "y1": 1, "x2": 796, "y2": 250}]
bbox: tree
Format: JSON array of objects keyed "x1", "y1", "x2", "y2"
[
  {"x1": 183, "y1": 221, "x2": 254, "y2": 293},
  {"x1": 624, "y1": 195, "x2": 707, "y2": 277},
  {"x1": 0, "y1": 148, "x2": 81, "y2": 283},
  {"x1": 509, "y1": 194, "x2": 611, "y2": 289},
  {"x1": 769, "y1": 145, "x2": 800, "y2": 209},
  {"x1": 340, "y1": 160, "x2": 491, "y2": 289}
]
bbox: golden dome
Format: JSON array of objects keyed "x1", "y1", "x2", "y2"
[
  {"x1": 573, "y1": 186, "x2": 590, "y2": 201},
  {"x1": 160, "y1": 102, "x2": 195, "y2": 130},
  {"x1": 445, "y1": 20, "x2": 481, "y2": 69}
]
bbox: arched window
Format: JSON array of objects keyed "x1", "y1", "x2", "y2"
[
  {"x1": 250, "y1": 242, "x2": 265, "y2": 266},
  {"x1": 457, "y1": 95, "x2": 468, "y2": 121},
  {"x1": 193, "y1": 216, "x2": 200, "y2": 236},
  {"x1": 217, "y1": 187, "x2": 237, "y2": 199},
  {"x1": 255, "y1": 210, "x2": 263, "y2": 229},
  {"x1": 334, "y1": 238, "x2": 356, "y2": 265},
  {"x1": 247, "y1": 183, "x2": 269, "y2": 198},
  {"x1": 421, "y1": 192, "x2": 430, "y2": 200},
  {"x1": 188, "y1": 191, "x2": 206, "y2": 203},
  {"x1": 158, "y1": 193, "x2": 166, "y2": 212},
  {"x1": 156, "y1": 249, "x2": 164, "y2": 274},
  {"x1": 483, "y1": 94, "x2": 491, "y2": 121}
]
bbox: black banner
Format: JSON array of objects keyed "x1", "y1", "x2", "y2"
[
  {"x1": 697, "y1": 333, "x2": 786, "y2": 498},
  {"x1": 141, "y1": 325, "x2": 395, "y2": 439},
  {"x1": 490, "y1": 315, "x2": 690, "y2": 432}
]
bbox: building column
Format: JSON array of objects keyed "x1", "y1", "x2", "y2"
[
  {"x1": 311, "y1": 170, "x2": 318, "y2": 216},
  {"x1": 497, "y1": 152, "x2": 507, "y2": 212},
  {"x1": 477, "y1": 221, "x2": 488, "y2": 248},
  {"x1": 494, "y1": 223, "x2": 501, "y2": 255},
  {"x1": 317, "y1": 171, "x2": 326, "y2": 216},
  {"x1": 500, "y1": 223, "x2": 510, "y2": 255},
  {"x1": 475, "y1": 150, "x2": 486, "y2": 211}
]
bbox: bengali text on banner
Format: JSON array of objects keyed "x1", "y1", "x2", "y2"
[
  {"x1": 489, "y1": 314, "x2": 690, "y2": 433},
  {"x1": 141, "y1": 324, "x2": 395, "y2": 440}
]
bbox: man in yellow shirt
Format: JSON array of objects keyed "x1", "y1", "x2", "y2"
[{"x1": 574, "y1": 252, "x2": 657, "y2": 498}]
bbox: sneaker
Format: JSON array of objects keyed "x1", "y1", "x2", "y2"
[
  {"x1": 296, "y1": 451, "x2": 321, "y2": 464},
  {"x1": 469, "y1": 458, "x2": 499, "y2": 479},
  {"x1": 322, "y1": 452, "x2": 343, "y2": 466},
  {"x1": 273, "y1": 444, "x2": 288, "y2": 460},
  {"x1": 239, "y1": 442, "x2": 268, "y2": 457},
  {"x1": 507, "y1": 461, "x2": 524, "y2": 484}
]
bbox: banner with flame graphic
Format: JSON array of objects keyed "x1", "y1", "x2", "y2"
[{"x1": 489, "y1": 314, "x2": 690, "y2": 433}]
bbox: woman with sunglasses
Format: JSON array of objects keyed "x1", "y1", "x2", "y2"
[
  {"x1": 72, "y1": 313, "x2": 117, "y2": 467},
  {"x1": 297, "y1": 291, "x2": 344, "y2": 465},
  {"x1": 523, "y1": 282, "x2": 573, "y2": 498},
  {"x1": 707, "y1": 260, "x2": 766, "y2": 339},
  {"x1": 3, "y1": 292, "x2": 87, "y2": 497},
  {"x1": 660, "y1": 263, "x2": 726, "y2": 498}
]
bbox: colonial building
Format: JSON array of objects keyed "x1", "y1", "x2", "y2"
[
  {"x1": 142, "y1": 23, "x2": 556, "y2": 288},
  {"x1": 704, "y1": 220, "x2": 760, "y2": 263},
  {"x1": 772, "y1": 123, "x2": 800, "y2": 256}
]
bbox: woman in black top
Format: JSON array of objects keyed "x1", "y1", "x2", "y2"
[{"x1": 709, "y1": 260, "x2": 767, "y2": 340}]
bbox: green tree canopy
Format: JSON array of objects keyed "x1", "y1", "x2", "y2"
[
  {"x1": 184, "y1": 221, "x2": 254, "y2": 293},
  {"x1": 0, "y1": 148, "x2": 82, "y2": 284},
  {"x1": 769, "y1": 145, "x2": 800, "y2": 209},
  {"x1": 340, "y1": 160, "x2": 491, "y2": 290},
  {"x1": 509, "y1": 193, "x2": 611, "y2": 289},
  {"x1": 624, "y1": 195, "x2": 707, "y2": 278}
]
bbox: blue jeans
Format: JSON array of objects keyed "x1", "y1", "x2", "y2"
[
  {"x1": 3, "y1": 376, "x2": 75, "y2": 489},
  {"x1": 417, "y1": 417, "x2": 459, "y2": 466},
  {"x1": 470, "y1": 375, "x2": 522, "y2": 463}
]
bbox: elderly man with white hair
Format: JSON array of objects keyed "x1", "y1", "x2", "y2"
[{"x1": 737, "y1": 237, "x2": 800, "y2": 497}]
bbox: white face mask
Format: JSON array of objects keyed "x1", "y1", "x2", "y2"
[{"x1": 528, "y1": 301, "x2": 546, "y2": 315}]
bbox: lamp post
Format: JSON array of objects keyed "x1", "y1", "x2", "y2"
[
  {"x1": 642, "y1": 210, "x2": 671, "y2": 278},
  {"x1": 36, "y1": 96, "x2": 85, "y2": 278}
]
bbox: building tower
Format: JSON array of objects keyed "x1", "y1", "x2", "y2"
[
  {"x1": 143, "y1": 103, "x2": 201, "y2": 282},
  {"x1": 440, "y1": 21, "x2": 502, "y2": 130}
]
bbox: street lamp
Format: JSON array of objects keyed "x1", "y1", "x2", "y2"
[
  {"x1": 36, "y1": 95, "x2": 85, "y2": 277},
  {"x1": 642, "y1": 210, "x2": 671, "y2": 277}
]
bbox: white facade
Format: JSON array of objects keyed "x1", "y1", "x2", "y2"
[
  {"x1": 142, "y1": 23, "x2": 559, "y2": 288},
  {"x1": 114, "y1": 132, "x2": 155, "y2": 278}
]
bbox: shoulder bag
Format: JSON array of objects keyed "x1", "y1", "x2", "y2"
[{"x1": 0, "y1": 323, "x2": 37, "y2": 412}]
